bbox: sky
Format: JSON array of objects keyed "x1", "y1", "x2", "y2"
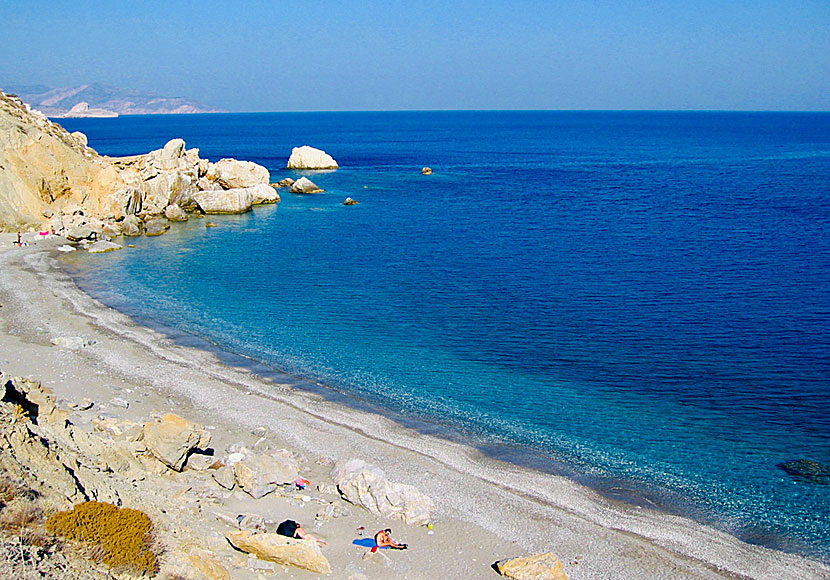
[{"x1": 1, "y1": 0, "x2": 828, "y2": 112}]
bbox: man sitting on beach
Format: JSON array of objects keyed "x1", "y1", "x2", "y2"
[{"x1": 374, "y1": 528, "x2": 407, "y2": 549}]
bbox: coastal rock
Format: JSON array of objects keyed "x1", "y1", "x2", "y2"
[
  {"x1": 212, "y1": 465, "x2": 236, "y2": 490},
  {"x1": 779, "y1": 459, "x2": 830, "y2": 485},
  {"x1": 331, "y1": 458, "x2": 434, "y2": 526},
  {"x1": 233, "y1": 452, "x2": 299, "y2": 498},
  {"x1": 144, "y1": 219, "x2": 170, "y2": 236},
  {"x1": 121, "y1": 214, "x2": 143, "y2": 236},
  {"x1": 275, "y1": 178, "x2": 295, "y2": 188},
  {"x1": 290, "y1": 177, "x2": 323, "y2": 194},
  {"x1": 495, "y1": 553, "x2": 569, "y2": 580},
  {"x1": 421, "y1": 167, "x2": 433, "y2": 175},
  {"x1": 343, "y1": 197, "x2": 358, "y2": 205},
  {"x1": 66, "y1": 225, "x2": 96, "y2": 241},
  {"x1": 286, "y1": 146, "x2": 339, "y2": 170},
  {"x1": 187, "y1": 552, "x2": 231, "y2": 580},
  {"x1": 193, "y1": 188, "x2": 255, "y2": 214},
  {"x1": 248, "y1": 183, "x2": 280, "y2": 205},
  {"x1": 87, "y1": 240, "x2": 123, "y2": 253},
  {"x1": 207, "y1": 158, "x2": 270, "y2": 189},
  {"x1": 225, "y1": 531, "x2": 331, "y2": 574},
  {"x1": 140, "y1": 413, "x2": 211, "y2": 471},
  {"x1": 160, "y1": 138, "x2": 186, "y2": 169},
  {"x1": 70, "y1": 131, "x2": 88, "y2": 146},
  {"x1": 164, "y1": 203, "x2": 188, "y2": 221}
]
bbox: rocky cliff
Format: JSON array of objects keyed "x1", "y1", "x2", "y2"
[{"x1": 0, "y1": 89, "x2": 277, "y2": 235}]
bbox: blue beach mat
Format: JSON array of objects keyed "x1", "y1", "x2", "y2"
[{"x1": 352, "y1": 538, "x2": 388, "y2": 549}]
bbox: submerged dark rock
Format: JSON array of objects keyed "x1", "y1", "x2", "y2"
[{"x1": 778, "y1": 459, "x2": 830, "y2": 485}]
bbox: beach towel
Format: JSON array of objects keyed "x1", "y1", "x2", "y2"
[{"x1": 352, "y1": 538, "x2": 388, "y2": 549}]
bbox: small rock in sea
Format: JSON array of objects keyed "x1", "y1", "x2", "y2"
[
  {"x1": 286, "y1": 146, "x2": 339, "y2": 170},
  {"x1": 290, "y1": 176, "x2": 324, "y2": 194},
  {"x1": 110, "y1": 397, "x2": 130, "y2": 409},
  {"x1": 343, "y1": 197, "x2": 359, "y2": 205},
  {"x1": 422, "y1": 167, "x2": 433, "y2": 175},
  {"x1": 56, "y1": 245, "x2": 76, "y2": 252},
  {"x1": 779, "y1": 459, "x2": 830, "y2": 485},
  {"x1": 275, "y1": 178, "x2": 295, "y2": 188},
  {"x1": 205, "y1": 222, "x2": 218, "y2": 228},
  {"x1": 87, "y1": 240, "x2": 123, "y2": 253}
]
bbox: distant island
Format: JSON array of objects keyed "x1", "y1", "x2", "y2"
[{"x1": 6, "y1": 83, "x2": 224, "y2": 117}]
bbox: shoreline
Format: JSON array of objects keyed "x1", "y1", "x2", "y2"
[{"x1": 2, "y1": 232, "x2": 828, "y2": 580}]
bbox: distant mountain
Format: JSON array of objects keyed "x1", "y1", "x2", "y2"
[{"x1": 6, "y1": 83, "x2": 224, "y2": 117}]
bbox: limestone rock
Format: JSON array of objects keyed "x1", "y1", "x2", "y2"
[
  {"x1": 233, "y1": 452, "x2": 299, "y2": 498},
  {"x1": 193, "y1": 188, "x2": 255, "y2": 214},
  {"x1": 343, "y1": 197, "x2": 358, "y2": 205},
  {"x1": 286, "y1": 146, "x2": 339, "y2": 170},
  {"x1": 212, "y1": 465, "x2": 235, "y2": 489},
  {"x1": 207, "y1": 158, "x2": 270, "y2": 189},
  {"x1": 422, "y1": 167, "x2": 433, "y2": 175},
  {"x1": 275, "y1": 178, "x2": 295, "y2": 188},
  {"x1": 495, "y1": 553, "x2": 569, "y2": 580},
  {"x1": 331, "y1": 459, "x2": 434, "y2": 526},
  {"x1": 249, "y1": 183, "x2": 280, "y2": 205},
  {"x1": 225, "y1": 531, "x2": 331, "y2": 574},
  {"x1": 70, "y1": 131, "x2": 88, "y2": 146},
  {"x1": 140, "y1": 413, "x2": 211, "y2": 471},
  {"x1": 121, "y1": 214, "x2": 142, "y2": 236},
  {"x1": 164, "y1": 203, "x2": 188, "y2": 221},
  {"x1": 66, "y1": 225, "x2": 95, "y2": 241},
  {"x1": 87, "y1": 240, "x2": 123, "y2": 253},
  {"x1": 144, "y1": 219, "x2": 170, "y2": 236},
  {"x1": 290, "y1": 177, "x2": 323, "y2": 194},
  {"x1": 187, "y1": 552, "x2": 230, "y2": 580}
]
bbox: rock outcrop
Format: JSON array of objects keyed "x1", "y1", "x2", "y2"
[
  {"x1": 225, "y1": 531, "x2": 332, "y2": 574},
  {"x1": 286, "y1": 146, "x2": 339, "y2": 170},
  {"x1": 495, "y1": 552, "x2": 569, "y2": 580},
  {"x1": 331, "y1": 458, "x2": 434, "y2": 526},
  {"x1": 140, "y1": 413, "x2": 211, "y2": 471},
  {"x1": 0, "y1": 89, "x2": 275, "y2": 234}
]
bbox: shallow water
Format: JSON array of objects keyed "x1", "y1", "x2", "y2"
[{"x1": 61, "y1": 111, "x2": 830, "y2": 561}]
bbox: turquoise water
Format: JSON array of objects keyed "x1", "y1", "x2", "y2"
[{"x1": 60, "y1": 111, "x2": 830, "y2": 561}]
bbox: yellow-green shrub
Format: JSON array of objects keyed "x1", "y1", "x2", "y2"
[{"x1": 46, "y1": 501, "x2": 159, "y2": 576}]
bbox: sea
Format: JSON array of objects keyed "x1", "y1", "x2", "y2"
[{"x1": 59, "y1": 111, "x2": 830, "y2": 562}]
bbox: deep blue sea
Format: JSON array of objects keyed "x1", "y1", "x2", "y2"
[{"x1": 60, "y1": 111, "x2": 830, "y2": 561}]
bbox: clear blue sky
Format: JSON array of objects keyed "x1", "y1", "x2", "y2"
[{"x1": 2, "y1": 0, "x2": 828, "y2": 111}]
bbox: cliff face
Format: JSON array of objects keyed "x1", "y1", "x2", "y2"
[
  {"x1": 0, "y1": 90, "x2": 276, "y2": 235},
  {"x1": 0, "y1": 91, "x2": 131, "y2": 231}
]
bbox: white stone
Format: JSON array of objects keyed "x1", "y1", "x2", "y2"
[
  {"x1": 207, "y1": 158, "x2": 270, "y2": 189},
  {"x1": 289, "y1": 176, "x2": 323, "y2": 194},
  {"x1": 286, "y1": 146, "x2": 339, "y2": 169},
  {"x1": 87, "y1": 240, "x2": 123, "y2": 253},
  {"x1": 193, "y1": 188, "x2": 255, "y2": 214}
]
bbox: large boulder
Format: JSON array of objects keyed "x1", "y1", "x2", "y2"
[
  {"x1": 164, "y1": 203, "x2": 188, "y2": 221},
  {"x1": 248, "y1": 183, "x2": 280, "y2": 205},
  {"x1": 233, "y1": 452, "x2": 299, "y2": 499},
  {"x1": 779, "y1": 459, "x2": 830, "y2": 485},
  {"x1": 87, "y1": 240, "x2": 123, "y2": 253},
  {"x1": 495, "y1": 553, "x2": 569, "y2": 580},
  {"x1": 193, "y1": 188, "x2": 255, "y2": 214},
  {"x1": 331, "y1": 459, "x2": 434, "y2": 526},
  {"x1": 286, "y1": 146, "x2": 339, "y2": 170},
  {"x1": 140, "y1": 413, "x2": 211, "y2": 471},
  {"x1": 225, "y1": 531, "x2": 331, "y2": 574},
  {"x1": 290, "y1": 177, "x2": 323, "y2": 194},
  {"x1": 207, "y1": 158, "x2": 270, "y2": 189}
]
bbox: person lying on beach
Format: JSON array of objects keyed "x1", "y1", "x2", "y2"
[
  {"x1": 374, "y1": 528, "x2": 407, "y2": 549},
  {"x1": 276, "y1": 519, "x2": 328, "y2": 546}
]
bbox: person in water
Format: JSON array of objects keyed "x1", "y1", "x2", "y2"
[
  {"x1": 374, "y1": 528, "x2": 407, "y2": 549},
  {"x1": 276, "y1": 519, "x2": 328, "y2": 546}
]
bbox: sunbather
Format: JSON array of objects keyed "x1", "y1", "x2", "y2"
[
  {"x1": 374, "y1": 528, "x2": 407, "y2": 549},
  {"x1": 276, "y1": 519, "x2": 328, "y2": 546}
]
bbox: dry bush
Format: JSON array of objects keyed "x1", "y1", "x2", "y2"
[
  {"x1": 0, "y1": 503, "x2": 42, "y2": 531},
  {"x1": 46, "y1": 501, "x2": 159, "y2": 576}
]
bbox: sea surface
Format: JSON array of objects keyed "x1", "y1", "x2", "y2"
[{"x1": 60, "y1": 111, "x2": 830, "y2": 562}]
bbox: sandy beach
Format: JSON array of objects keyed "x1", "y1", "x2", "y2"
[{"x1": 1, "y1": 230, "x2": 827, "y2": 580}]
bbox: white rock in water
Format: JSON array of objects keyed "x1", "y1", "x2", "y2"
[
  {"x1": 287, "y1": 146, "x2": 339, "y2": 170},
  {"x1": 207, "y1": 158, "x2": 270, "y2": 189},
  {"x1": 193, "y1": 188, "x2": 255, "y2": 214},
  {"x1": 249, "y1": 183, "x2": 280, "y2": 205},
  {"x1": 289, "y1": 177, "x2": 323, "y2": 194},
  {"x1": 56, "y1": 245, "x2": 76, "y2": 252}
]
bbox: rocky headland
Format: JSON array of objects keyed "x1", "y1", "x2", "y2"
[{"x1": 0, "y1": 89, "x2": 280, "y2": 238}]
